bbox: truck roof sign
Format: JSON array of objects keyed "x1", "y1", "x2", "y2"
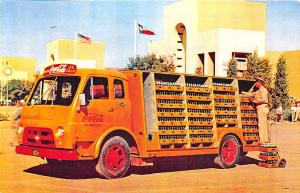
[{"x1": 44, "y1": 64, "x2": 77, "y2": 76}]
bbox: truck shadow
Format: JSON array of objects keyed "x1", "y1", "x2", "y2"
[
  {"x1": 24, "y1": 161, "x2": 100, "y2": 179},
  {"x1": 130, "y1": 155, "x2": 259, "y2": 175},
  {"x1": 23, "y1": 156, "x2": 259, "y2": 179}
]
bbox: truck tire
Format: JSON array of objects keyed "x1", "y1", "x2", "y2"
[
  {"x1": 215, "y1": 135, "x2": 240, "y2": 169},
  {"x1": 96, "y1": 136, "x2": 130, "y2": 179}
]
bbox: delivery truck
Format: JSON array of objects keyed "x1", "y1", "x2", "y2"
[{"x1": 16, "y1": 63, "x2": 260, "y2": 178}]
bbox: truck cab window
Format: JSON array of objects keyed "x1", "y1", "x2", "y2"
[
  {"x1": 114, "y1": 79, "x2": 124, "y2": 98},
  {"x1": 28, "y1": 76, "x2": 80, "y2": 106},
  {"x1": 83, "y1": 77, "x2": 109, "y2": 104}
]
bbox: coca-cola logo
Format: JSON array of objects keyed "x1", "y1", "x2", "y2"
[
  {"x1": 44, "y1": 64, "x2": 77, "y2": 76},
  {"x1": 83, "y1": 114, "x2": 104, "y2": 122}
]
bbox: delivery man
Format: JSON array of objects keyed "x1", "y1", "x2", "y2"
[{"x1": 243, "y1": 77, "x2": 270, "y2": 143}]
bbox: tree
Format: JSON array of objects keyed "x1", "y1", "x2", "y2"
[
  {"x1": 227, "y1": 56, "x2": 238, "y2": 78},
  {"x1": 273, "y1": 55, "x2": 289, "y2": 113},
  {"x1": 245, "y1": 50, "x2": 274, "y2": 119},
  {"x1": 127, "y1": 54, "x2": 176, "y2": 72},
  {"x1": 2, "y1": 80, "x2": 33, "y2": 103},
  {"x1": 245, "y1": 50, "x2": 273, "y2": 88}
]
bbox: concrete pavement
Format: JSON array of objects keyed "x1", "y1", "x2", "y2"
[{"x1": 0, "y1": 121, "x2": 300, "y2": 193}]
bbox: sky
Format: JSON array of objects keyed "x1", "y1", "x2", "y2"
[{"x1": 0, "y1": 0, "x2": 300, "y2": 71}]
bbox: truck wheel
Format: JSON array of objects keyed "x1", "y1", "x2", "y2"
[
  {"x1": 96, "y1": 136, "x2": 130, "y2": 179},
  {"x1": 215, "y1": 135, "x2": 240, "y2": 169},
  {"x1": 278, "y1": 158, "x2": 287, "y2": 168}
]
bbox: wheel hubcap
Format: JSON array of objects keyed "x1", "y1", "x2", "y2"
[
  {"x1": 221, "y1": 139, "x2": 238, "y2": 165},
  {"x1": 105, "y1": 144, "x2": 126, "y2": 172}
]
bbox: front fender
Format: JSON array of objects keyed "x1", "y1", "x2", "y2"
[
  {"x1": 93, "y1": 126, "x2": 138, "y2": 158},
  {"x1": 216, "y1": 128, "x2": 244, "y2": 150}
]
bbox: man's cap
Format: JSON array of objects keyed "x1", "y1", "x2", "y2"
[{"x1": 255, "y1": 77, "x2": 265, "y2": 82}]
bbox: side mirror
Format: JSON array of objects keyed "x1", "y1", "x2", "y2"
[{"x1": 78, "y1": 93, "x2": 86, "y2": 106}]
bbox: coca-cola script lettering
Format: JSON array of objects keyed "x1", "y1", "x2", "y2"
[
  {"x1": 44, "y1": 64, "x2": 77, "y2": 76},
  {"x1": 83, "y1": 114, "x2": 104, "y2": 122}
]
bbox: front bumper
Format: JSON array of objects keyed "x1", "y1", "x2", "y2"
[{"x1": 15, "y1": 145, "x2": 78, "y2": 160}]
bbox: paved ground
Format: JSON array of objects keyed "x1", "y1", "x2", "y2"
[{"x1": 0, "y1": 120, "x2": 300, "y2": 193}]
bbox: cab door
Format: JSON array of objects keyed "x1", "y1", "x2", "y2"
[
  {"x1": 110, "y1": 78, "x2": 132, "y2": 130},
  {"x1": 76, "y1": 76, "x2": 114, "y2": 141}
]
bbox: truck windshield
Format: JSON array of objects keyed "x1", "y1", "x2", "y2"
[{"x1": 28, "y1": 76, "x2": 80, "y2": 106}]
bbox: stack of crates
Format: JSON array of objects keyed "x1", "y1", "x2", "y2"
[
  {"x1": 213, "y1": 79, "x2": 238, "y2": 130},
  {"x1": 259, "y1": 144, "x2": 279, "y2": 168},
  {"x1": 155, "y1": 80, "x2": 188, "y2": 148},
  {"x1": 186, "y1": 79, "x2": 214, "y2": 147},
  {"x1": 240, "y1": 96, "x2": 260, "y2": 143},
  {"x1": 143, "y1": 72, "x2": 260, "y2": 150}
]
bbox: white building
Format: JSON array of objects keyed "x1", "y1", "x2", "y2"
[{"x1": 148, "y1": 0, "x2": 266, "y2": 76}]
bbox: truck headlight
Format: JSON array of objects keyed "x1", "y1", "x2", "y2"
[
  {"x1": 56, "y1": 127, "x2": 65, "y2": 138},
  {"x1": 17, "y1": 126, "x2": 24, "y2": 135}
]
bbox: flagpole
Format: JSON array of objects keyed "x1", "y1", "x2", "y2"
[
  {"x1": 134, "y1": 20, "x2": 137, "y2": 58},
  {"x1": 74, "y1": 32, "x2": 78, "y2": 64}
]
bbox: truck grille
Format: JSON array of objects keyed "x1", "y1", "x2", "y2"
[{"x1": 23, "y1": 127, "x2": 55, "y2": 147}]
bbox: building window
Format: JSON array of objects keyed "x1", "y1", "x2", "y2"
[
  {"x1": 208, "y1": 52, "x2": 216, "y2": 76},
  {"x1": 198, "y1": 53, "x2": 205, "y2": 75}
]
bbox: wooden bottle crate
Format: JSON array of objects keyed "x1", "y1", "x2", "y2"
[
  {"x1": 158, "y1": 129, "x2": 187, "y2": 135},
  {"x1": 190, "y1": 137, "x2": 214, "y2": 143},
  {"x1": 259, "y1": 147, "x2": 279, "y2": 153},
  {"x1": 213, "y1": 86, "x2": 236, "y2": 92},
  {"x1": 187, "y1": 104, "x2": 213, "y2": 110},
  {"x1": 157, "y1": 103, "x2": 185, "y2": 108},
  {"x1": 244, "y1": 136, "x2": 260, "y2": 141},
  {"x1": 189, "y1": 129, "x2": 213, "y2": 134},
  {"x1": 186, "y1": 87, "x2": 211, "y2": 93},
  {"x1": 259, "y1": 162, "x2": 278, "y2": 168},
  {"x1": 242, "y1": 121, "x2": 258, "y2": 125},
  {"x1": 186, "y1": 96, "x2": 212, "y2": 101},
  {"x1": 215, "y1": 110, "x2": 237, "y2": 116},
  {"x1": 259, "y1": 154, "x2": 279, "y2": 161},
  {"x1": 156, "y1": 94, "x2": 185, "y2": 100},
  {"x1": 214, "y1": 103, "x2": 237, "y2": 108},
  {"x1": 160, "y1": 138, "x2": 188, "y2": 145},
  {"x1": 213, "y1": 94, "x2": 236, "y2": 100},
  {"x1": 188, "y1": 112, "x2": 213, "y2": 118},
  {"x1": 188, "y1": 121, "x2": 214, "y2": 126},
  {"x1": 155, "y1": 85, "x2": 184, "y2": 91},
  {"x1": 157, "y1": 112, "x2": 186, "y2": 117},
  {"x1": 158, "y1": 121, "x2": 187, "y2": 126},
  {"x1": 216, "y1": 119, "x2": 238, "y2": 124},
  {"x1": 242, "y1": 128, "x2": 259, "y2": 133}
]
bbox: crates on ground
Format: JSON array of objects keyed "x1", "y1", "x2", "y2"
[{"x1": 259, "y1": 144, "x2": 280, "y2": 168}]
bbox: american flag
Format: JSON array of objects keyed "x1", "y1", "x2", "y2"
[{"x1": 77, "y1": 33, "x2": 92, "y2": 44}]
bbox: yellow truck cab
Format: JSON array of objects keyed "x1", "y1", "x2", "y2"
[{"x1": 16, "y1": 64, "x2": 260, "y2": 179}]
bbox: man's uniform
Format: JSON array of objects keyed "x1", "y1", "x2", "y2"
[
  {"x1": 243, "y1": 81, "x2": 270, "y2": 143},
  {"x1": 253, "y1": 85, "x2": 270, "y2": 143}
]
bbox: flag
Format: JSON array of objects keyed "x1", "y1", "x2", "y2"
[
  {"x1": 77, "y1": 33, "x2": 92, "y2": 44},
  {"x1": 137, "y1": 23, "x2": 155, "y2": 35}
]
